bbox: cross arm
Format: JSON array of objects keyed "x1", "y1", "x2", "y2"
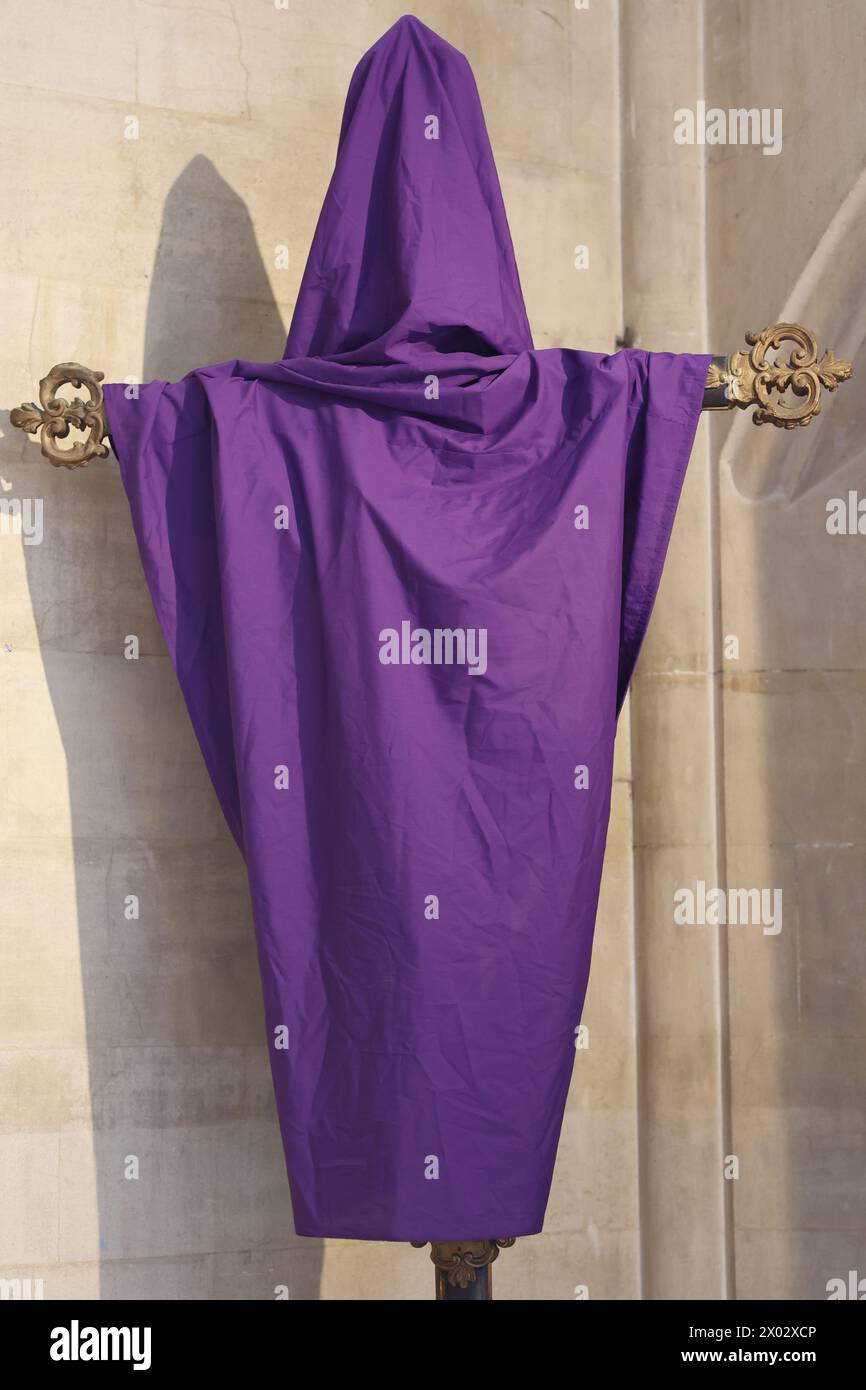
[{"x1": 9, "y1": 323, "x2": 853, "y2": 469}]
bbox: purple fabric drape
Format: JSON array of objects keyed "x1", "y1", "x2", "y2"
[{"x1": 104, "y1": 15, "x2": 710, "y2": 1241}]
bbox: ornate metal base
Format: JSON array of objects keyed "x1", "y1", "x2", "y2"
[{"x1": 411, "y1": 1239, "x2": 517, "y2": 1301}]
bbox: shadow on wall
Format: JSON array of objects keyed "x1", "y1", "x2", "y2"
[{"x1": 21, "y1": 156, "x2": 325, "y2": 1300}]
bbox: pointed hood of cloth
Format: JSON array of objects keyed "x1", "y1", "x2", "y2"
[{"x1": 284, "y1": 15, "x2": 533, "y2": 367}]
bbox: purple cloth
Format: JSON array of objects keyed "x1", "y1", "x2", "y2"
[{"x1": 104, "y1": 15, "x2": 710, "y2": 1241}]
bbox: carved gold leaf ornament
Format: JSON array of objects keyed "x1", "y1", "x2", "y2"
[
  {"x1": 10, "y1": 363, "x2": 109, "y2": 468},
  {"x1": 704, "y1": 360, "x2": 728, "y2": 392},
  {"x1": 714, "y1": 323, "x2": 853, "y2": 428}
]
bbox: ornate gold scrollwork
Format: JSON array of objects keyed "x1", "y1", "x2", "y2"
[
  {"x1": 705, "y1": 323, "x2": 853, "y2": 428},
  {"x1": 10, "y1": 363, "x2": 109, "y2": 468},
  {"x1": 411, "y1": 1238, "x2": 517, "y2": 1292}
]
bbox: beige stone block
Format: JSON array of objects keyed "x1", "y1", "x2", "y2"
[
  {"x1": 0, "y1": 960, "x2": 87, "y2": 1048},
  {"x1": 0, "y1": 648, "x2": 67, "y2": 833},
  {"x1": 0, "y1": 840, "x2": 80, "y2": 967},
  {"x1": 637, "y1": 426, "x2": 713, "y2": 676},
  {"x1": 0, "y1": 1131, "x2": 60, "y2": 1263},
  {"x1": 133, "y1": 5, "x2": 251, "y2": 118},
  {"x1": 0, "y1": 86, "x2": 149, "y2": 288},
  {"x1": 585, "y1": 779, "x2": 637, "y2": 1036},
  {"x1": 723, "y1": 670, "x2": 866, "y2": 847},
  {"x1": 735, "y1": 1226, "x2": 866, "y2": 1303},
  {"x1": 0, "y1": 456, "x2": 149, "y2": 657},
  {"x1": 0, "y1": 1048, "x2": 91, "y2": 1136},
  {"x1": 705, "y1": 0, "x2": 866, "y2": 333},
  {"x1": 546, "y1": 1100, "x2": 639, "y2": 1238},
  {"x1": 0, "y1": 85, "x2": 319, "y2": 330},
  {"x1": 58, "y1": 1105, "x2": 289, "y2": 1264},
  {"x1": 26, "y1": 278, "x2": 153, "y2": 391},
  {"x1": 567, "y1": 1032, "x2": 638, "y2": 1114},
  {"x1": 84, "y1": 1046, "x2": 274, "y2": 1133},
  {"x1": 0, "y1": 833, "x2": 256, "y2": 1057},
  {"x1": 0, "y1": 839, "x2": 252, "y2": 1041},
  {"x1": 33, "y1": 1244, "x2": 324, "y2": 1300},
  {"x1": 564, "y1": 2, "x2": 625, "y2": 179},
  {"x1": 503, "y1": 161, "x2": 619, "y2": 351},
  {"x1": 0, "y1": 849, "x2": 89, "y2": 1047},
  {"x1": 1, "y1": 647, "x2": 230, "y2": 844},
  {"x1": 626, "y1": 834, "x2": 727, "y2": 1298},
  {"x1": 495, "y1": 1229, "x2": 640, "y2": 1301},
  {"x1": 613, "y1": 700, "x2": 632, "y2": 781},
  {"x1": 785, "y1": 843, "x2": 866, "y2": 1035},
  {"x1": 719, "y1": 464, "x2": 866, "y2": 675},
  {"x1": 234, "y1": 13, "x2": 373, "y2": 138},
  {"x1": 631, "y1": 674, "x2": 716, "y2": 848},
  {"x1": 0, "y1": 1261, "x2": 98, "y2": 1301},
  {"x1": 621, "y1": 94, "x2": 708, "y2": 350},
  {"x1": 103, "y1": 1243, "x2": 323, "y2": 1300},
  {"x1": 57, "y1": 1126, "x2": 112, "y2": 1266},
  {"x1": 1, "y1": 194, "x2": 295, "y2": 389},
  {"x1": 730, "y1": 1095, "x2": 866, "y2": 1239},
  {"x1": 76, "y1": 942, "x2": 262, "y2": 1048},
  {"x1": 443, "y1": 0, "x2": 611, "y2": 173},
  {"x1": 621, "y1": 0, "x2": 705, "y2": 137},
  {"x1": 634, "y1": 842, "x2": 725, "y2": 1038},
  {"x1": 319, "y1": 1237, "x2": 429, "y2": 1300},
  {"x1": 537, "y1": 783, "x2": 640, "y2": 1245},
  {"x1": 0, "y1": 273, "x2": 40, "y2": 406},
  {"x1": 639, "y1": 1119, "x2": 728, "y2": 1299},
  {"x1": 3, "y1": 0, "x2": 138, "y2": 106},
  {"x1": 724, "y1": 841, "x2": 866, "y2": 1043}
]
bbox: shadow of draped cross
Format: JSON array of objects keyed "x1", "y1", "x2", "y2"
[
  {"x1": 16, "y1": 154, "x2": 325, "y2": 1301},
  {"x1": 144, "y1": 155, "x2": 287, "y2": 380}
]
